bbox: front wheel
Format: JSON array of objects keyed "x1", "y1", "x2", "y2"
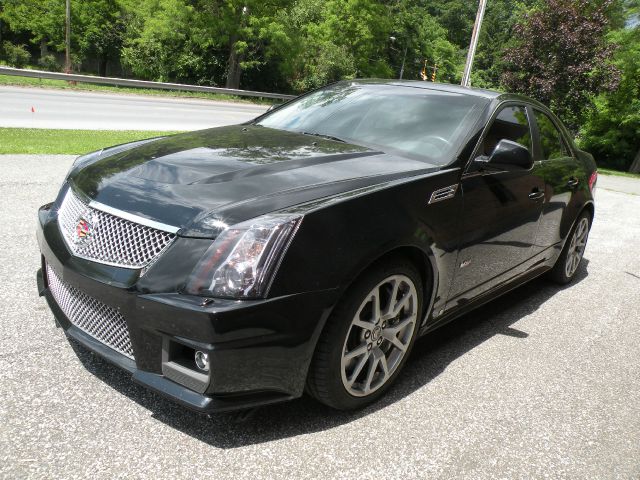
[
  {"x1": 307, "y1": 259, "x2": 423, "y2": 410},
  {"x1": 549, "y1": 212, "x2": 591, "y2": 284}
]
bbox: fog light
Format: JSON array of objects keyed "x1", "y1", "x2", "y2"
[{"x1": 194, "y1": 351, "x2": 210, "y2": 372}]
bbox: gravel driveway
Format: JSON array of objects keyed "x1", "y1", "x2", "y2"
[{"x1": 1, "y1": 155, "x2": 639, "y2": 479}]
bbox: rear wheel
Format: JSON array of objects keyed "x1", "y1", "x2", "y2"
[
  {"x1": 549, "y1": 212, "x2": 591, "y2": 284},
  {"x1": 307, "y1": 259, "x2": 423, "y2": 410}
]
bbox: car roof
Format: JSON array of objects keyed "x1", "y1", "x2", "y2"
[{"x1": 343, "y1": 79, "x2": 547, "y2": 109}]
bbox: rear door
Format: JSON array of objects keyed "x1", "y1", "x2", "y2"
[
  {"x1": 447, "y1": 104, "x2": 545, "y2": 305},
  {"x1": 530, "y1": 109, "x2": 584, "y2": 252}
]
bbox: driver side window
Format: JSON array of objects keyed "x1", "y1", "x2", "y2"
[{"x1": 482, "y1": 106, "x2": 532, "y2": 156}]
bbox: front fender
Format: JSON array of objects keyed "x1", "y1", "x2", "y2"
[{"x1": 269, "y1": 169, "x2": 463, "y2": 321}]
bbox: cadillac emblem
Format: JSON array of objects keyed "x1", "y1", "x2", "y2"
[{"x1": 75, "y1": 217, "x2": 94, "y2": 243}]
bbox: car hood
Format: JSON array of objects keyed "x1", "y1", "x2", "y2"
[{"x1": 69, "y1": 125, "x2": 439, "y2": 236}]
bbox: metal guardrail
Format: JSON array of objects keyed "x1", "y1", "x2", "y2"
[{"x1": 0, "y1": 67, "x2": 296, "y2": 101}]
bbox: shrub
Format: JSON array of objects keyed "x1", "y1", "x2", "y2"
[
  {"x1": 1, "y1": 42, "x2": 31, "y2": 68},
  {"x1": 38, "y1": 54, "x2": 60, "y2": 72}
]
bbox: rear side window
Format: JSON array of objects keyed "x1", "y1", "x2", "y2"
[
  {"x1": 534, "y1": 110, "x2": 568, "y2": 160},
  {"x1": 482, "y1": 106, "x2": 531, "y2": 156}
]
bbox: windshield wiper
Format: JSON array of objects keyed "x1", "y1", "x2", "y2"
[{"x1": 301, "y1": 131, "x2": 347, "y2": 143}]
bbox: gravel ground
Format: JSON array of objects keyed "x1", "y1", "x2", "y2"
[{"x1": 1, "y1": 155, "x2": 639, "y2": 479}]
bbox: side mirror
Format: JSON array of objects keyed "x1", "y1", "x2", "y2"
[
  {"x1": 266, "y1": 103, "x2": 282, "y2": 112},
  {"x1": 479, "y1": 139, "x2": 533, "y2": 170}
]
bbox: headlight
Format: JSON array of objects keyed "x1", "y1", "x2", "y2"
[{"x1": 184, "y1": 214, "x2": 302, "y2": 299}]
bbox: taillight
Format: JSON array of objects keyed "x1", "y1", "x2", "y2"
[{"x1": 588, "y1": 170, "x2": 598, "y2": 193}]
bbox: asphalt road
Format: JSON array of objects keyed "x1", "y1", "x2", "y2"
[
  {"x1": 596, "y1": 173, "x2": 640, "y2": 195},
  {"x1": 1, "y1": 157, "x2": 639, "y2": 479},
  {"x1": 0, "y1": 86, "x2": 268, "y2": 131}
]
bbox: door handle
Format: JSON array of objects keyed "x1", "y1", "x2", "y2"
[
  {"x1": 528, "y1": 188, "x2": 544, "y2": 200},
  {"x1": 567, "y1": 177, "x2": 580, "y2": 188}
]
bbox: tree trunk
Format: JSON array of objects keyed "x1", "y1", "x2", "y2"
[
  {"x1": 225, "y1": 40, "x2": 242, "y2": 90},
  {"x1": 99, "y1": 57, "x2": 108, "y2": 77},
  {"x1": 629, "y1": 148, "x2": 640, "y2": 174},
  {"x1": 40, "y1": 39, "x2": 49, "y2": 58}
]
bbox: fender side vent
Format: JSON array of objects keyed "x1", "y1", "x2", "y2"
[{"x1": 429, "y1": 184, "x2": 459, "y2": 204}]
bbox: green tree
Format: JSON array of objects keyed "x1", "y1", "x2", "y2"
[
  {"x1": 120, "y1": 0, "x2": 208, "y2": 83},
  {"x1": 1, "y1": 0, "x2": 64, "y2": 57},
  {"x1": 267, "y1": 0, "x2": 358, "y2": 92},
  {"x1": 470, "y1": 0, "x2": 535, "y2": 89},
  {"x1": 268, "y1": 0, "x2": 458, "y2": 92},
  {"x1": 388, "y1": 1, "x2": 459, "y2": 83},
  {"x1": 264, "y1": 0, "x2": 386, "y2": 92},
  {"x1": 193, "y1": 0, "x2": 292, "y2": 89},
  {"x1": 580, "y1": 20, "x2": 640, "y2": 170},
  {"x1": 121, "y1": 0, "x2": 292, "y2": 88},
  {"x1": 424, "y1": 0, "x2": 537, "y2": 90},
  {"x1": 501, "y1": 0, "x2": 620, "y2": 131},
  {"x1": 425, "y1": 0, "x2": 476, "y2": 49},
  {"x1": 2, "y1": 0, "x2": 128, "y2": 73},
  {"x1": 76, "y1": 0, "x2": 126, "y2": 76}
]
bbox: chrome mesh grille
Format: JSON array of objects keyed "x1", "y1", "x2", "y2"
[
  {"x1": 58, "y1": 188, "x2": 176, "y2": 269},
  {"x1": 46, "y1": 264, "x2": 134, "y2": 359}
]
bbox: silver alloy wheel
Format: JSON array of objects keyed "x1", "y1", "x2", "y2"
[
  {"x1": 565, "y1": 217, "x2": 590, "y2": 278},
  {"x1": 340, "y1": 274, "x2": 418, "y2": 397}
]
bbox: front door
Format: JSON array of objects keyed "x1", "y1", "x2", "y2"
[{"x1": 447, "y1": 104, "x2": 545, "y2": 306}]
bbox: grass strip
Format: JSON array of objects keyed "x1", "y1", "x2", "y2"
[{"x1": 0, "y1": 128, "x2": 180, "y2": 155}]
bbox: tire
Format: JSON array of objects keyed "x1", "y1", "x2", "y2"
[
  {"x1": 307, "y1": 258, "x2": 424, "y2": 410},
  {"x1": 548, "y1": 211, "x2": 591, "y2": 285}
]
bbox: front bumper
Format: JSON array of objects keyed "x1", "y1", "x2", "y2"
[{"x1": 36, "y1": 204, "x2": 338, "y2": 413}]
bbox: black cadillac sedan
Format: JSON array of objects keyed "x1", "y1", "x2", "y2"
[{"x1": 36, "y1": 80, "x2": 597, "y2": 412}]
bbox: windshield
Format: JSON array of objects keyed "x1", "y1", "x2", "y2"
[{"x1": 256, "y1": 83, "x2": 489, "y2": 165}]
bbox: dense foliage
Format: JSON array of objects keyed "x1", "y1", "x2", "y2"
[
  {"x1": 0, "y1": 0, "x2": 638, "y2": 169},
  {"x1": 579, "y1": 1, "x2": 640, "y2": 171},
  {"x1": 502, "y1": 0, "x2": 620, "y2": 131}
]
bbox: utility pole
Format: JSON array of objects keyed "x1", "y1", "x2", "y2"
[
  {"x1": 65, "y1": 0, "x2": 71, "y2": 73},
  {"x1": 399, "y1": 45, "x2": 408, "y2": 80},
  {"x1": 461, "y1": 0, "x2": 487, "y2": 88},
  {"x1": 389, "y1": 36, "x2": 408, "y2": 80}
]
